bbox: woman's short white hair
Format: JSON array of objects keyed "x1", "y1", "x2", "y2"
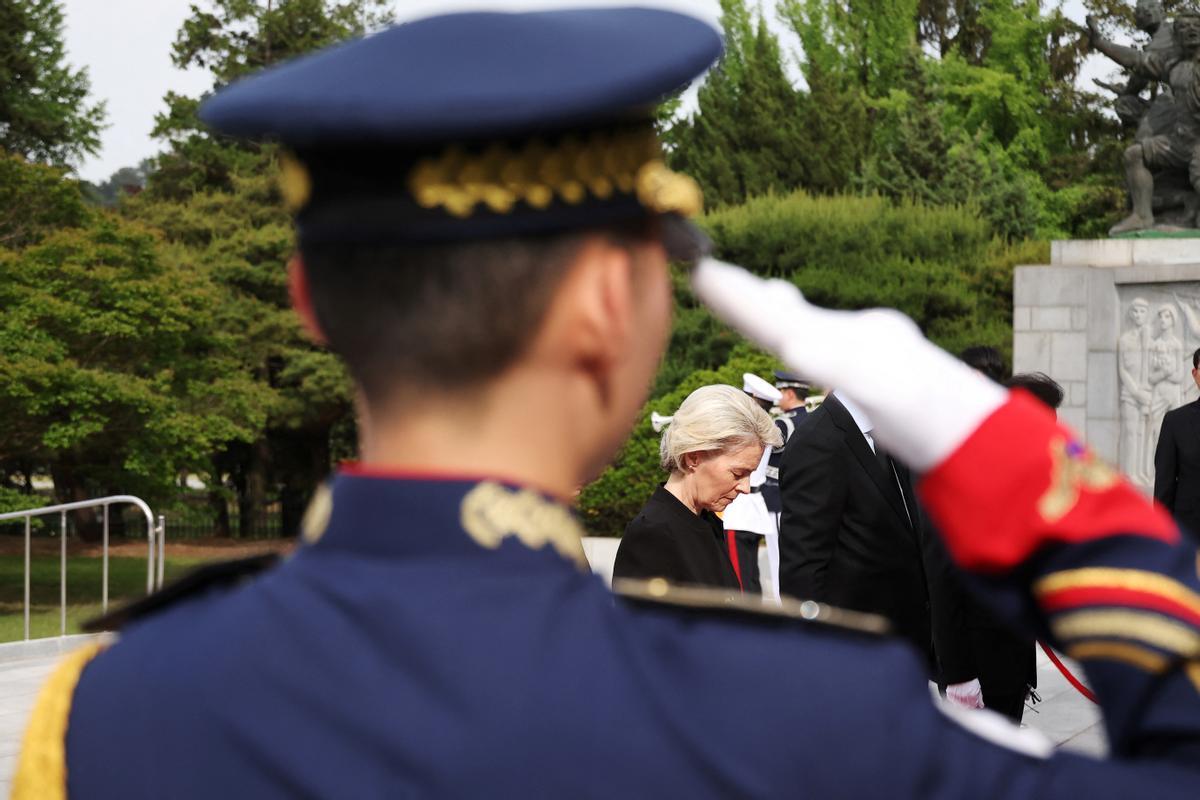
[{"x1": 659, "y1": 384, "x2": 783, "y2": 472}]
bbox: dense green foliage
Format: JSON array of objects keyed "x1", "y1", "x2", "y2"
[
  {"x1": 704, "y1": 191, "x2": 1040, "y2": 355},
  {"x1": 0, "y1": 153, "x2": 89, "y2": 248},
  {"x1": 0, "y1": 1, "x2": 376, "y2": 537},
  {"x1": 127, "y1": 0, "x2": 386, "y2": 535},
  {"x1": 82, "y1": 160, "x2": 153, "y2": 207},
  {"x1": 0, "y1": 213, "x2": 264, "y2": 511},
  {"x1": 668, "y1": 0, "x2": 1123, "y2": 239},
  {"x1": 0, "y1": 0, "x2": 105, "y2": 166},
  {"x1": 666, "y1": 3, "x2": 868, "y2": 204},
  {"x1": 150, "y1": 0, "x2": 390, "y2": 201}
]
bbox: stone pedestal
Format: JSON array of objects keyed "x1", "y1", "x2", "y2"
[{"x1": 1014, "y1": 240, "x2": 1200, "y2": 490}]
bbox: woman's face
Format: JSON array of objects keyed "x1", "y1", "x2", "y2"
[{"x1": 684, "y1": 442, "x2": 765, "y2": 513}]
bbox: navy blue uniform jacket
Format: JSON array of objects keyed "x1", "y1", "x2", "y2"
[{"x1": 16, "y1": 396, "x2": 1200, "y2": 798}]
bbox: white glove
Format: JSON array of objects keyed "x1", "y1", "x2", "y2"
[
  {"x1": 945, "y1": 678, "x2": 985, "y2": 710},
  {"x1": 691, "y1": 259, "x2": 1006, "y2": 472}
]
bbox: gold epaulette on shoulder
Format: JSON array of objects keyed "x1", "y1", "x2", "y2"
[
  {"x1": 11, "y1": 641, "x2": 106, "y2": 800},
  {"x1": 613, "y1": 577, "x2": 891, "y2": 636}
]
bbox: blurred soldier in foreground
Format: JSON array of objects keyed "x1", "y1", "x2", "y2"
[{"x1": 15, "y1": 7, "x2": 1200, "y2": 798}]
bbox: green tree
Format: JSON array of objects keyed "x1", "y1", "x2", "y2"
[
  {"x1": 667, "y1": 0, "x2": 865, "y2": 206},
  {"x1": 127, "y1": 1, "x2": 386, "y2": 535},
  {"x1": 82, "y1": 159, "x2": 154, "y2": 207},
  {"x1": 0, "y1": 216, "x2": 265, "y2": 537},
  {"x1": 149, "y1": 0, "x2": 390, "y2": 200},
  {"x1": 779, "y1": 0, "x2": 1116, "y2": 238},
  {"x1": 858, "y1": 56, "x2": 1043, "y2": 239},
  {"x1": 0, "y1": 0, "x2": 105, "y2": 166},
  {"x1": 0, "y1": 152, "x2": 89, "y2": 249},
  {"x1": 126, "y1": 165, "x2": 352, "y2": 536},
  {"x1": 780, "y1": 0, "x2": 920, "y2": 97}
]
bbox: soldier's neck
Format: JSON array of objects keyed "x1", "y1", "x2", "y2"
[{"x1": 353, "y1": 371, "x2": 595, "y2": 503}]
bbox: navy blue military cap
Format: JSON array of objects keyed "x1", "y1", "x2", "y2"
[
  {"x1": 773, "y1": 369, "x2": 810, "y2": 391},
  {"x1": 199, "y1": 7, "x2": 723, "y2": 248}
]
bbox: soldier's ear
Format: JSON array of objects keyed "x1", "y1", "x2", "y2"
[
  {"x1": 288, "y1": 255, "x2": 329, "y2": 345},
  {"x1": 538, "y1": 236, "x2": 635, "y2": 372}
]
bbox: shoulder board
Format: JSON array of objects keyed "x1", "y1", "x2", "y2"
[
  {"x1": 612, "y1": 577, "x2": 891, "y2": 636},
  {"x1": 81, "y1": 553, "x2": 281, "y2": 633}
]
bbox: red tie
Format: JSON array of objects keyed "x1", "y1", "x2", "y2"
[{"x1": 724, "y1": 531, "x2": 745, "y2": 592}]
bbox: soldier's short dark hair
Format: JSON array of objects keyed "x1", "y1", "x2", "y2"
[
  {"x1": 959, "y1": 345, "x2": 1008, "y2": 383},
  {"x1": 1005, "y1": 372, "x2": 1064, "y2": 410},
  {"x1": 301, "y1": 223, "x2": 652, "y2": 404},
  {"x1": 1192, "y1": 346, "x2": 1199, "y2": 369}
]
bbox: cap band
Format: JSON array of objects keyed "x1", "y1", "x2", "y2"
[{"x1": 282, "y1": 124, "x2": 704, "y2": 245}]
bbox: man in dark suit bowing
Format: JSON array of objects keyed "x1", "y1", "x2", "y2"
[
  {"x1": 779, "y1": 391, "x2": 939, "y2": 669},
  {"x1": 1154, "y1": 347, "x2": 1200, "y2": 539}
]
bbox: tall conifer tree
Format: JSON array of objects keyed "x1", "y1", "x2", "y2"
[{"x1": 0, "y1": 0, "x2": 105, "y2": 167}]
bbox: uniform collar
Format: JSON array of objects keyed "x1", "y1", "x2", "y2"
[{"x1": 299, "y1": 470, "x2": 590, "y2": 570}]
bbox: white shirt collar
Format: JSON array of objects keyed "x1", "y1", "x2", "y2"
[{"x1": 833, "y1": 390, "x2": 873, "y2": 436}]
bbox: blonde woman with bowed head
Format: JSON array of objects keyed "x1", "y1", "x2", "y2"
[{"x1": 613, "y1": 385, "x2": 782, "y2": 590}]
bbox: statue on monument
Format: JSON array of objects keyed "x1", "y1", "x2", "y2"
[
  {"x1": 1094, "y1": 0, "x2": 1178, "y2": 134},
  {"x1": 1087, "y1": 8, "x2": 1200, "y2": 234},
  {"x1": 1177, "y1": 291, "x2": 1200, "y2": 339},
  {"x1": 1172, "y1": 292, "x2": 1200, "y2": 406},
  {"x1": 1118, "y1": 298, "x2": 1152, "y2": 483},
  {"x1": 1147, "y1": 304, "x2": 1185, "y2": 472}
]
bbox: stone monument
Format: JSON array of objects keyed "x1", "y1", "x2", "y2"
[{"x1": 1014, "y1": 240, "x2": 1200, "y2": 491}]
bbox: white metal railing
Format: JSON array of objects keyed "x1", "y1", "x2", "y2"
[{"x1": 0, "y1": 496, "x2": 165, "y2": 640}]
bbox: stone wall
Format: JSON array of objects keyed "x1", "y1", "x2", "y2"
[{"x1": 1014, "y1": 241, "x2": 1200, "y2": 490}]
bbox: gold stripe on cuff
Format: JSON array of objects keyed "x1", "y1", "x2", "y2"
[
  {"x1": 1052, "y1": 609, "x2": 1200, "y2": 656},
  {"x1": 1034, "y1": 567, "x2": 1200, "y2": 618},
  {"x1": 1065, "y1": 640, "x2": 1170, "y2": 673}
]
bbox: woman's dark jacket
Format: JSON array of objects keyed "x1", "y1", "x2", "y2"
[{"x1": 613, "y1": 486, "x2": 741, "y2": 590}]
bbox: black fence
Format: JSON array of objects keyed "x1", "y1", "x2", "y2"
[
  {"x1": 0, "y1": 492, "x2": 289, "y2": 541},
  {"x1": 163, "y1": 492, "x2": 287, "y2": 540}
]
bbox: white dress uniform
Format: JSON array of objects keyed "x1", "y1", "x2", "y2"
[
  {"x1": 723, "y1": 373, "x2": 784, "y2": 600},
  {"x1": 721, "y1": 446, "x2": 780, "y2": 599}
]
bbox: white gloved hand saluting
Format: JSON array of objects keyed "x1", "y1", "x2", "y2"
[
  {"x1": 691, "y1": 259, "x2": 1007, "y2": 473},
  {"x1": 945, "y1": 678, "x2": 985, "y2": 710}
]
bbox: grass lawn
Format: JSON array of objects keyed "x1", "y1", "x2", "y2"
[{"x1": 0, "y1": 553, "x2": 207, "y2": 642}]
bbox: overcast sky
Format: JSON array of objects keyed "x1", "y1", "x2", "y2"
[{"x1": 61, "y1": 0, "x2": 1115, "y2": 184}]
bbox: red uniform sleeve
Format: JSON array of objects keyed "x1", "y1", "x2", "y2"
[
  {"x1": 918, "y1": 391, "x2": 1177, "y2": 574},
  {"x1": 918, "y1": 392, "x2": 1200, "y2": 763}
]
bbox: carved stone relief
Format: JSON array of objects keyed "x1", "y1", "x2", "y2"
[{"x1": 1117, "y1": 283, "x2": 1200, "y2": 487}]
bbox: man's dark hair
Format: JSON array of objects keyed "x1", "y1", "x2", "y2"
[
  {"x1": 959, "y1": 345, "x2": 1007, "y2": 383},
  {"x1": 301, "y1": 223, "x2": 653, "y2": 404},
  {"x1": 1005, "y1": 372, "x2": 1064, "y2": 410},
  {"x1": 1193, "y1": 346, "x2": 1200, "y2": 369}
]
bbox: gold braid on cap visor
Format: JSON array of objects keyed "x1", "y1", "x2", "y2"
[{"x1": 278, "y1": 127, "x2": 704, "y2": 219}]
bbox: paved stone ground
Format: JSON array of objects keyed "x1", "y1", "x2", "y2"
[
  {"x1": 0, "y1": 652, "x2": 60, "y2": 797},
  {"x1": 0, "y1": 637, "x2": 1105, "y2": 795},
  {"x1": 1025, "y1": 646, "x2": 1105, "y2": 756}
]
